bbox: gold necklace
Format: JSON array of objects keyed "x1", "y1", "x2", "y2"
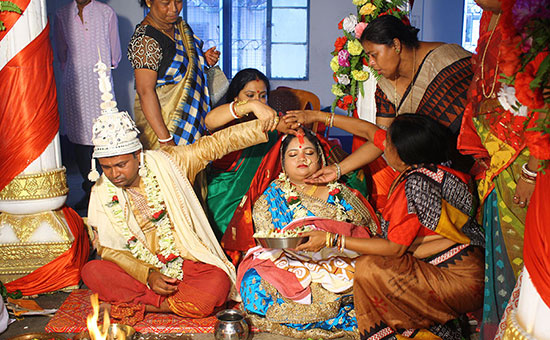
[
  {"x1": 294, "y1": 183, "x2": 318, "y2": 197},
  {"x1": 480, "y1": 13, "x2": 501, "y2": 99}
]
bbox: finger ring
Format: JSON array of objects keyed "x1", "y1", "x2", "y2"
[
  {"x1": 513, "y1": 195, "x2": 519, "y2": 200},
  {"x1": 519, "y1": 201, "x2": 525, "y2": 205}
]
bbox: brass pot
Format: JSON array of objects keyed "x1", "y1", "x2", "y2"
[{"x1": 73, "y1": 323, "x2": 136, "y2": 340}]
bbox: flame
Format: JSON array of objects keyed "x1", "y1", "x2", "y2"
[{"x1": 86, "y1": 293, "x2": 110, "y2": 340}]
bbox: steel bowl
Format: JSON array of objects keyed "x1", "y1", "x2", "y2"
[
  {"x1": 255, "y1": 236, "x2": 305, "y2": 249},
  {"x1": 72, "y1": 324, "x2": 136, "y2": 340}
]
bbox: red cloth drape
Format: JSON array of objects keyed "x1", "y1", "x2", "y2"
[
  {"x1": 5, "y1": 206, "x2": 90, "y2": 295},
  {"x1": 0, "y1": 0, "x2": 31, "y2": 41},
  {"x1": 523, "y1": 171, "x2": 550, "y2": 308},
  {"x1": 0, "y1": 22, "x2": 60, "y2": 191}
]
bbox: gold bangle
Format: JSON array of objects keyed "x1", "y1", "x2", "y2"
[
  {"x1": 325, "y1": 232, "x2": 331, "y2": 248},
  {"x1": 234, "y1": 100, "x2": 249, "y2": 118},
  {"x1": 325, "y1": 113, "x2": 331, "y2": 127},
  {"x1": 329, "y1": 112, "x2": 335, "y2": 128},
  {"x1": 519, "y1": 174, "x2": 536, "y2": 185}
]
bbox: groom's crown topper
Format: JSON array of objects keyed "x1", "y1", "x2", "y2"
[{"x1": 88, "y1": 52, "x2": 142, "y2": 182}]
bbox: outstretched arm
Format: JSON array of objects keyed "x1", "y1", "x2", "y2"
[
  {"x1": 296, "y1": 230, "x2": 407, "y2": 257},
  {"x1": 205, "y1": 100, "x2": 279, "y2": 132},
  {"x1": 284, "y1": 110, "x2": 392, "y2": 184},
  {"x1": 285, "y1": 110, "x2": 393, "y2": 141},
  {"x1": 172, "y1": 119, "x2": 271, "y2": 182}
]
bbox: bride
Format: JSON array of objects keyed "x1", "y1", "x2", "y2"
[{"x1": 236, "y1": 127, "x2": 379, "y2": 339}]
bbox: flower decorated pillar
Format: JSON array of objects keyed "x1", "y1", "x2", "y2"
[{"x1": 0, "y1": 0, "x2": 89, "y2": 294}]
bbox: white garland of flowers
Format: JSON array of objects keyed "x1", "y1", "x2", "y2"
[
  {"x1": 278, "y1": 172, "x2": 351, "y2": 222},
  {"x1": 105, "y1": 166, "x2": 184, "y2": 280}
]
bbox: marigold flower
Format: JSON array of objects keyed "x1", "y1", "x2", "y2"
[{"x1": 352, "y1": 0, "x2": 369, "y2": 5}]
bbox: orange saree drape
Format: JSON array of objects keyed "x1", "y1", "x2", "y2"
[
  {"x1": 5, "y1": 207, "x2": 90, "y2": 295},
  {"x1": 0, "y1": 21, "x2": 59, "y2": 191}
]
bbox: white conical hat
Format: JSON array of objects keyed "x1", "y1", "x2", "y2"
[
  {"x1": 88, "y1": 54, "x2": 142, "y2": 182},
  {"x1": 91, "y1": 56, "x2": 142, "y2": 159}
]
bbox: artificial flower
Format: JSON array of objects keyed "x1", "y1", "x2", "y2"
[
  {"x1": 347, "y1": 39, "x2": 364, "y2": 56},
  {"x1": 331, "y1": 84, "x2": 345, "y2": 97},
  {"x1": 497, "y1": 84, "x2": 528, "y2": 117},
  {"x1": 334, "y1": 36, "x2": 348, "y2": 52},
  {"x1": 351, "y1": 69, "x2": 369, "y2": 81},
  {"x1": 337, "y1": 74, "x2": 351, "y2": 85},
  {"x1": 343, "y1": 95, "x2": 354, "y2": 107},
  {"x1": 330, "y1": 56, "x2": 340, "y2": 72},
  {"x1": 329, "y1": 188, "x2": 341, "y2": 196},
  {"x1": 343, "y1": 14, "x2": 358, "y2": 34},
  {"x1": 359, "y1": 3, "x2": 377, "y2": 16},
  {"x1": 352, "y1": 0, "x2": 368, "y2": 5},
  {"x1": 355, "y1": 22, "x2": 368, "y2": 39},
  {"x1": 338, "y1": 49, "x2": 351, "y2": 67},
  {"x1": 152, "y1": 209, "x2": 166, "y2": 222},
  {"x1": 515, "y1": 63, "x2": 544, "y2": 110},
  {"x1": 338, "y1": 18, "x2": 344, "y2": 30}
]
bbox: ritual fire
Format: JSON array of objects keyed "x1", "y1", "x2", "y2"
[{"x1": 87, "y1": 293, "x2": 110, "y2": 340}]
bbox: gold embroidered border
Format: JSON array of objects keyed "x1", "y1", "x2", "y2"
[
  {"x1": 0, "y1": 168, "x2": 69, "y2": 200},
  {"x1": 0, "y1": 242, "x2": 72, "y2": 280},
  {"x1": 503, "y1": 309, "x2": 534, "y2": 340},
  {"x1": 0, "y1": 211, "x2": 72, "y2": 242}
]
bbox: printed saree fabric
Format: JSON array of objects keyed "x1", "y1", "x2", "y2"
[
  {"x1": 457, "y1": 12, "x2": 550, "y2": 340},
  {"x1": 353, "y1": 44, "x2": 473, "y2": 210},
  {"x1": 131, "y1": 19, "x2": 210, "y2": 149},
  {"x1": 356, "y1": 165, "x2": 485, "y2": 340},
  {"x1": 237, "y1": 180, "x2": 378, "y2": 339}
]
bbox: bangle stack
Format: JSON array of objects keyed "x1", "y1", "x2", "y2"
[
  {"x1": 334, "y1": 163, "x2": 342, "y2": 180},
  {"x1": 324, "y1": 112, "x2": 335, "y2": 128},
  {"x1": 158, "y1": 134, "x2": 173, "y2": 143},
  {"x1": 326, "y1": 233, "x2": 346, "y2": 252},
  {"x1": 229, "y1": 100, "x2": 249, "y2": 119},
  {"x1": 520, "y1": 163, "x2": 537, "y2": 184}
]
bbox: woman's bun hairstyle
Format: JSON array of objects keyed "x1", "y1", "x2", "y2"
[{"x1": 360, "y1": 15, "x2": 420, "y2": 49}]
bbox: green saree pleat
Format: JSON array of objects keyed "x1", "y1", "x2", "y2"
[{"x1": 207, "y1": 130, "x2": 279, "y2": 238}]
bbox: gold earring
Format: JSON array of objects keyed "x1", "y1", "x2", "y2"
[{"x1": 395, "y1": 48, "x2": 401, "y2": 54}]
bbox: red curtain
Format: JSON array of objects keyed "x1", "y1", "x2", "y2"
[
  {"x1": 0, "y1": 22, "x2": 60, "y2": 191},
  {"x1": 5, "y1": 206, "x2": 90, "y2": 295}
]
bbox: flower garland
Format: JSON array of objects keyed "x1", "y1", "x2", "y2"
[
  {"x1": 277, "y1": 172, "x2": 351, "y2": 222},
  {"x1": 497, "y1": 0, "x2": 550, "y2": 161},
  {"x1": 105, "y1": 166, "x2": 184, "y2": 280},
  {"x1": 330, "y1": 0, "x2": 408, "y2": 115}
]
